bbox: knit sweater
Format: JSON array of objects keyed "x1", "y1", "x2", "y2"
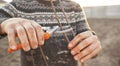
[{"x1": 0, "y1": 0, "x2": 90, "y2": 66}]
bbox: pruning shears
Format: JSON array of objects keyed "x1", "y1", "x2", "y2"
[{"x1": 7, "y1": 26, "x2": 59, "y2": 53}]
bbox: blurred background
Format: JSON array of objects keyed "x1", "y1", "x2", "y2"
[{"x1": 0, "y1": 0, "x2": 120, "y2": 66}]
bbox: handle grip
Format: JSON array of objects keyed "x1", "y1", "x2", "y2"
[{"x1": 8, "y1": 32, "x2": 50, "y2": 53}]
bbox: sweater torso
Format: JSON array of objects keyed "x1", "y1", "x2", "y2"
[{"x1": 0, "y1": 0, "x2": 89, "y2": 66}]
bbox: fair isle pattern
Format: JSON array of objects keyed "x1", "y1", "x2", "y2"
[
  {"x1": 2, "y1": 4, "x2": 85, "y2": 25},
  {"x1": 0, "y1": 0, "x2": 90, "y2": 66},
  {"x1": 0, "y1": 0, "x2": 89, "y2": 37}
]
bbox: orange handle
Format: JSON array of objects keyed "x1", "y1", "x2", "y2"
[{"x1": 8, "y1": 32, "x2": 50, "y2": 53}]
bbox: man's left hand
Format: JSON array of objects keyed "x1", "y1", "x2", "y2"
[{"x1": 68, "y1": 31, "x2": 102, "y2": 62}]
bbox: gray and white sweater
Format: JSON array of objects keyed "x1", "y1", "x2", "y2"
[{"x1": 0, "y1": 0, "x2": 90, "y2": 66}]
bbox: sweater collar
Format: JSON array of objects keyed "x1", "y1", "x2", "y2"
[
  {"x1": 36, "y1": 0, "x2": 59, "y2": 4},
  {"x1": 13, "y1": 0, "x2": 59, "y2": 5}
]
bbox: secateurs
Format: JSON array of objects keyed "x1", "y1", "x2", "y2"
[
  {"x1": 7, "y1": 26, "x2": 59, "y2": 53},
  {"x1": 7, "y1": 25, "x2": 73, "y2": 53}
]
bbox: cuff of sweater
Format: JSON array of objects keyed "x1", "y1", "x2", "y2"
[
  {"x1": 0, "y1": 19, "x2": 7, "y2": 39},
  {"x1": 0, "y1": 26, "x2": 7, "y2": 39},
  {"x1": 91, "y1": 31, "x2": 96, "y2": 35},
  {"x1": 0, "y1": 33, "x2": 7, "y2": 39}
]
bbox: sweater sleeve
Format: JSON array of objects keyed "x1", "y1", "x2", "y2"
[
  {"x1": 74, "y1": 3, "x2": 91, "y2": 34},
  {"x1": 0, "y1": 8, "x2": 13, "y2": 39},
  {"x1": 0, "y1": 9, "x2": 12, "y2": 23}
]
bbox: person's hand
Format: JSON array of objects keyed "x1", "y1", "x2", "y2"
[
  {"x1": 68, "y1": 31, "x2": 101, "y2": 62},
  {"x1": 1, "y1": 18, "x2": 44, "y2": 51}
]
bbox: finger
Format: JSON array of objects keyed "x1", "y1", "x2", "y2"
[
  {"x1": 30, "y1": 21, "x2": 44, "y2": 45},
  {"x1": 81, "y1": 45, "x2": 102, "y2": 62},
  {"x1": 21, "y1": 22, "x2": 38, "y2": 49},
  {"x1": 7, "y1": 28, "x2": 17, "y2": 50},
  {"x1": 16, "y1": 24, "x2": 30, "y2": 51},
  {"x1": 68, "y1": 31, "x2": 92, "y2": 49},
  {"x1": 71, "y1": 35, "x2": 97, "y2": 55},
  {"x1": 74, "y1": 40, "x2": 99, "y2": 61}
]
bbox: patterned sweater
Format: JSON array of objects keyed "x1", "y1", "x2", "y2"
[{"x1": 0, "y1": 0, "x2": 90, "y2": 66}]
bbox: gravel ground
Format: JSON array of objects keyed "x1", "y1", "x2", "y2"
[{"x1": 0, "y1": 19, "x2": 120, "y2": 66}]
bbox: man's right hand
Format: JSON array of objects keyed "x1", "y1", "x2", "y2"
[{"x1": 0, "y1": 18, "x2": 44, "y2": 51}]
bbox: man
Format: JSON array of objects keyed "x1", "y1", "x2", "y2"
[{"x1": 0, "y1": 0, "x2": 101, "y2": 66}]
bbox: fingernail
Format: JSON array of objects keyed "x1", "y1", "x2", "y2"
[
  {"x1": 81, "y1": 60, "x2": 84, "y2": 62},
  {"x1": 41, "y1": 41, "x2": 44, "y2": 45},
  {"x1": 68, "y1": 44, "x2": 72, "y2": 48},
  {"x1": 11, "y1": 46, "x2": 17, "y2": 50},
  {"x1": 71, "y1": 51, "x2": 75, "y2": 55},
  {"x1": 74, "y1": 57, "x2": 78, "y2": 60},
  {"x1": 35, "y1": 45, "x2": 38, "y2": 48},
  {"x1": 26, "y1": 47, "x2": 30, "y2": 51},
  {"x1": 33, "y1": 45, "x2": 38, "y2": 49},
  {"x1": 39, "y1": 41, "x2": 44, "y2": 46}
]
